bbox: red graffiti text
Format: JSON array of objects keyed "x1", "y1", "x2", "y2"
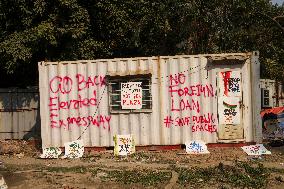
[
  {"x1": 76, "y1": 74, "x2": 106, "y2": 91},
  {"x1": 169, "y1": 84, "x2": 214, "y2": 97},
  {"x1": 48, "y1": 74, "x2": 111, "y2": 131},
  {"x1": 163, "y1": 113, "x2": 217, "y2": 133},
  {"x1": 49, "y1": 74, "x2": 106, "y2": 94},
  {"x1": 49, "y1": 91, "x2": 97, "y2": 111},
  {"x1": 171, "y1": 98, "x2": 200, "y2": 113},
  {"x1": 51, "y1": 115, "x2": 111, "y2": 131}
]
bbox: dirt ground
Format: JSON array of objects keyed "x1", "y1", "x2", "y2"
[{"x1": 1, "y1": 141, "x2": 284, "y2": 189}]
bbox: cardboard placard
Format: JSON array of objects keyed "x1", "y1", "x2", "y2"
[
  {"x1": 63, "y1": 140, "x2": 84, "y2": 158},
  {"x1": 114, "y1": 134, "x2": 135, "y2": 156},
  {"x1": 40, "y1": 147, "x2": 62, "y2": 159}
]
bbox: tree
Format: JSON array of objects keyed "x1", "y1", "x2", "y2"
[
  {"x1": 0, "y1": 0, "x2": 95, "y2": 86},
  {"x1": 0, "y1": 0, "x2": 283, "y2": 87}
]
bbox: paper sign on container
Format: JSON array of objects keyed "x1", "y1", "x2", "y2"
[
  {"x1": 121, "y1": 82, "x2": 142, "y2": 109},
  {"x1": 218, "y1": 97, "x2": 241, "y2": 125},
  {"x1": 219, "y1": 71, "x2": 242, "y2": 97}
]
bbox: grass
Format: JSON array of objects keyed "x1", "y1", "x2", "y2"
[
  {"x1": 44, "y1": 165, "x2": 173, "y2": 187},
  {"x1": 128, "y1": 151, "x2": 163, "y2": 163},
  {"x1": 176, "y1": 161, "x2": 270, "y2": 188},
  {"x1": 4, "y1": 158, "x2": 284, "y2": 188},
  {"x1": 99, "y1": 169, "x2": 172, "y2": 186},
  {"x1": 44, "y1": 166, "x2": 172, "y2": 187}
]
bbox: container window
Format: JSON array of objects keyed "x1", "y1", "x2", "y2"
[{"x1": 108, "y1": 75, "x2": 152, "y2": 113}]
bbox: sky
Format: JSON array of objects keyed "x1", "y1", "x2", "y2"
[{"x1": 272, "y1": 0, "x2": 284, "y2": 5}]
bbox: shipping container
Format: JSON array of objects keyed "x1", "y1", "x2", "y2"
[{"x1": 39, "y1": 51, "x2": 261, "y2": 147}]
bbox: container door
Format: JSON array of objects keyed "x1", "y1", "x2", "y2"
[{"x1": 217, "y1": 70, "x2": 244, "y2": 140}]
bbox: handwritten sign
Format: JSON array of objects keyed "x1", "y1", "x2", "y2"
[
  {"x1": 241, "y1": 144, "x2": 271, "y2": 156},
  {"x1": 114, "y1": 134, "x2": 135, "y2": 156},
  {"x1": 218, "y1": 97, "x2": 240, "y2": 124},
  {"x1": 63, "y1": 140, "x2": 84, "y2": 158},
  {"x1": 121, "y1": 82, "x2": 142, "y2": 109},
  {"x1": 185, "y1": 140, "x2": 210, "y2": 154},
  {"x1": 163, "y1": 72, "x2": 218, "y2": 134},
  {"x1": 48, "y1": 74, "x2": 111, "y2": 131},
  {"x1": 219, "y1": 71, "x2": 241, "y2": 97},
  {"x1": 40, "y1": 147, "x2": 62, "y2": 159}
]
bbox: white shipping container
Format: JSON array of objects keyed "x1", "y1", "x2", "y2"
[{"x1": 38, "y1": 52, "x2": 261, "y2": 147}]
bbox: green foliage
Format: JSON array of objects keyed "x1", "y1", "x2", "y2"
[{"x1": 0, "y1": 0, "x2": 283, "y2": 86}]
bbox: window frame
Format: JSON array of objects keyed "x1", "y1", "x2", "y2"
[{"x1": 107, "y1": 74, "x2": 152, "y2": 114}]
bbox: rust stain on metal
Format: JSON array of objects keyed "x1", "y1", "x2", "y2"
[
  {"x1": 107, "y1": 58, "x2": 153, "y2": 76},
  {"x1": 108, "y1": 70, "x2": 152, "y2": 77}
]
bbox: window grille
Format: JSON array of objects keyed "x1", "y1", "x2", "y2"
[{"x1": 108, "y1": 75, "x2": 152, "y2": 113}]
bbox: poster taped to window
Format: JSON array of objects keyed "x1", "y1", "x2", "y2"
[{"x1": 121, "y1": 82, "x2": 142, "y2": 109}]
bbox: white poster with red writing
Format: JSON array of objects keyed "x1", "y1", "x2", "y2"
[
  {"x1": 113, "y1": 134, "x2": 135, "y2": 156},
  {"x1": 241, "y1": 144, "x2": 271, "y2": 156},
  {"x1": 219, "y1": 71, "x2": 241, "y2": 97},
  {"x1": 218, "y1": 97, "x2": 240, "y2": 125},
  {"x1": 121, "y1": 82, "x2": 142, "y2": 109}
]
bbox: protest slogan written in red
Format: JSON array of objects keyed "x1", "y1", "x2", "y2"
[
  {"x1": 163, "y1": 73, "x2": 218, "y2": 133},
  {"x1": 48, "y1": 74, "x2": 111, "y2": 131}
]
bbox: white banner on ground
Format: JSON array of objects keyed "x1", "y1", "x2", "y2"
[
  {"x1": 241, "y1": 144, "x2": 271, "y2": 156},
  {"x1": 63, "y1": 140, "x2": 84, "y2": 158},
  {"x1": 40, "y1": 147, "x2": 62, "y2": 159},
  {"x1": 185, "y1": 140, "x2": 210, "y2": 154}
]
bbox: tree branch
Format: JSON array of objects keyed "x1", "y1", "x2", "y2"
[
  {"x1": 257, "y1": 12, "x2": 284, "y2": 33},
  {"x1": 273, "y1": 16, "x2": 284, "y2": 20}
]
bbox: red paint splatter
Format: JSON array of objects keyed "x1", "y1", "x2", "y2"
[{"x1": 221, "y1": 71, "x2": 231, "y2": 96}]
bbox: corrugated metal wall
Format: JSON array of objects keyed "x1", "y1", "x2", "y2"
[
  {"x1": 0, "y1": 87, "x2": 40, "y2": 139},
  {"x1": 39, "y1": 52, "x2": 261, "y2": 147}
]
